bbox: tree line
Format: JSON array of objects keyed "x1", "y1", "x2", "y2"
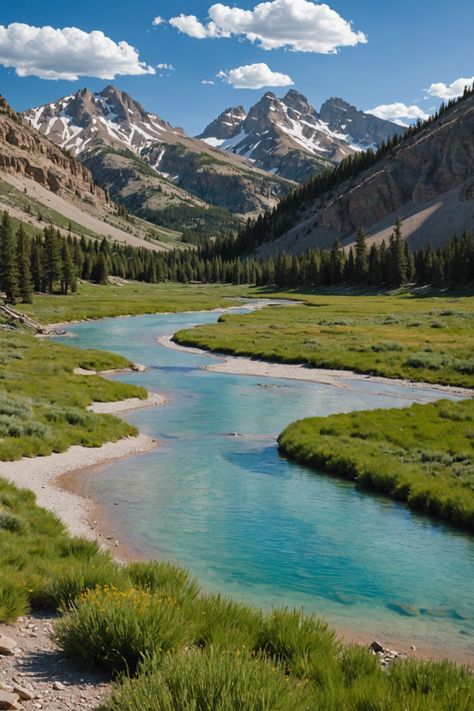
[
  {"x1": 252, "y1": 225, "x2": 474, "y2": 290},
  {"x1": 0, "y1": 211, "x2": 472, "y2": 306}
]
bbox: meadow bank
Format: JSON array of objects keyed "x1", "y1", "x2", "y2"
[{"x1": 0, "y1": 284, "x2": 473, "y2": 709}]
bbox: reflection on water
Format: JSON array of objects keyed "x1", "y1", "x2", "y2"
[{"x1": 54, "y1": 307, "x2": 474, "y2": 659}]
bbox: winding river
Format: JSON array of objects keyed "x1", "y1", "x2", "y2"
[{"x1": 55, "y1": 304, "x2": 474, "y2": 660}]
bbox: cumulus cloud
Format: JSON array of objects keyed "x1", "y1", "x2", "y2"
[
  {"x1": 366, "y1": 102, "x2": 429, "y2": 123},
  {"x1": 217, "y1": 62, "x2": 293, "y2": 89},
  {"x1": 156, "y1": 63, "x2": 175, "y2": 70},
  {"x1": 169, "y1": 14, "x2": 226, "y2": 39},
  {"x1": 152, "y1": 16, "x2": 164, "y2": 26},
  {"x1": 427, "y1": 76, "x2": 474, "y2": 100},
  {"x1": 201, "y1": 79, "x2": 215, "y2": 84},
  {"x1": 0, "y1": 22, "x2": 155, "y2": 80},
  {"x1": 168, "y1": 0, "x2": 367, "y2": 53}
]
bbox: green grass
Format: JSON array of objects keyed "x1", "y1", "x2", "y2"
[
  {"x1": 0, "y1": 330, "x2": 144, "y2": 460},
  {"x1": 17, "y1": 281, "x2": 250, "y2": 325},
  {"x1": 0, "y1": 475, "x2": 472, "y2": 709},
  {"x1": 278, "y1": 399, "x2": 474, "y2": 530},
  {"x1": 174, "y1": 291, "x2": 474, "y2": 388}
]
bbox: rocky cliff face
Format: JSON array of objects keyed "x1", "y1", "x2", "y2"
[
  {"x1": 198, "y1": 90, "x2": 400, "y2": 182},
  {"x1": 0, "y1": 96, "x2": 106, "y2": 204},
  {"x1": 199, "y1": 106, "x2": 247, "y2": 141},
  {"x1": 25, "y1": 87, "x2": 291, "y2": 220},
  {"x1": 319, "y1": 97, "x2": 399, "y2": 147},
  {"x1": 256, "y1": 92, "x2": 474, "y2": 256}
]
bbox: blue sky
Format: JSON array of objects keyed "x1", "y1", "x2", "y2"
[{"x1": 0, "y1": 0, "x2": 473, "y2": 134}]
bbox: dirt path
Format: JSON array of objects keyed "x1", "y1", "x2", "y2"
[{"x1": 0, "y1": 612, "x2": 110, "y2": 710}]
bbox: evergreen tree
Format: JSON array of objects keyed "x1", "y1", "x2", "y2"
[
  {"x1": 43, "y1": 227, "x2": 62, "y2": 292},
  {"x1": 387, "y1": 220, "x2": 407, "y2": 287},
  {"x1": 60, "y1": 241, "x2": 77, "y2": 294},
  {"x1": 16, "y1": 224, "x2": 33, "y2": 303},
  {"x1": 354, "y1": 229, "x2": 369, "y2": 282},
  {"x1": 0, "y1": 212, "x2": 19, "y2": 303}
]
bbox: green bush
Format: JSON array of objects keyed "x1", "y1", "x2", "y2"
[
  {"x1": 388, "y1": 658, "x2": 474, "y2": 710},
  {"x1": 0, "y1": 575, "x2": 29, "y2": 622},
  {"x1": 256, "y1": 609, "x2": 342, "y2": 685},
  {"x1": 47, "y1": 555, "x2": 129, "y2": 610},
  {"x1": 127, "y1": 561, "x2": 198, "y2": 603},
  {"x1": 54, "y1": 585, "x2": 197, "y2": 674},
  {"x1": 0, "y1": 509, "x2": 25, "y2": 533},
  {"x1": 189, "y1": 594, "x2": 264, "y2": 650},
  {"x1": 102, "y1": 646, "x2": 312, "y2": 711}
]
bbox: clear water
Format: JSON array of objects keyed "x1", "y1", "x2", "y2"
[{"x1": 55, "y1": 307, "x2": 474, "y2": 659}]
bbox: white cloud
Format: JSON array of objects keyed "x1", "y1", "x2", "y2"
[
  {"x1": 218, "y1": 62, "x2": 293, "y2": 89},
  {"x1": 169, "y1": 14, "x2": 226, "y2": 39},
  {"x1": 427, "y1": 76, "x2": 474, "y2": 100},
  {"x1": 156, "y1": 63, "x2": 175, "y2": 70},
  {"x1": 168, "y1": 0, "x2": 367, "y2": 53},
  {"x1": 0, "y1": 22, "x2": 155, "y2": 80},
  {"x1": 152, "y1": 16, "x2": 164, "y2": 26},
  {"x1": 366, "y1": 102, "x2": 429, "y2": 123},
  {"x1": 201, "y1": 79, "x2": 215, "y2": 85}
]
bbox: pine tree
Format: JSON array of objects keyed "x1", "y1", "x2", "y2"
[
  {"x1": 387, "y1": 220, "x2": 407, "y2": 288},
  {"x1": 329, "y1": 240, "x2": 344, "y2": 284},
  {"x1": 0, "y1": 212, "x2": 19, "y2": 303},
  {"x1": 60, "y1": 241, "x2": 77, "y2": 294},
  {"x1": 16, "y1": 224, "x2": 33, "y2": 303},
  {"x1": 43, "y1": 227, "x2": 62, "y2": 292},
  {"x1": 354, "y1": 228, "x2": 368, "y2": 282}
]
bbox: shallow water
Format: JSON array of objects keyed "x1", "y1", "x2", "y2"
[{"x1": 55, "y1": 306, "x2": 474, "y2": 659}]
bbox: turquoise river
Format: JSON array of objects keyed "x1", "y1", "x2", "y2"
[{"x1": 55, "y1": 305, "x2": 474, "y2": 661}]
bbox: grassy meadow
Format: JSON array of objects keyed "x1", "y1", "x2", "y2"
[
  {"x1": 0, "y1": 329, "x2": 144, "y2": 460},
  {"x1": 17, "y1": 281, "x2": 250, "y2": 324},
  {"x1": 279, "y1": 399, "x2": 474, "y2": 530},
  {"x1": 1, "y1": 474, "x2": 472, "y2": 709},
  {"x1": 1, "y1": 285, "x2": 474, "y2": 707},
  {"x1": 174, "y1": 291, "x2": 474, "y2": 388}
]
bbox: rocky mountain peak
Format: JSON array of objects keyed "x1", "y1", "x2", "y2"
[
  {"x1": 319, "y1": 97, "x2": 400, "y2": 147},
  {"x1": 198, "y1": 105, "x2": 247, "y2": 141},
  {"x1": 282, "y1": 89, "x2": 313, "y2": 116}
]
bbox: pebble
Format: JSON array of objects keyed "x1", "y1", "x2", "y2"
[
  {"x1": 0, "y1": 636, "x2": 16, "y2": 656},
  {"x1": 13, "y1": 684, "x2": 34, "y2": 701},
  {"x1": 52, "y1": 681, "x2": 65, "y2": 691},
  {"x1": 0, "y1": 689, "x2": 20, "y2": 709}
]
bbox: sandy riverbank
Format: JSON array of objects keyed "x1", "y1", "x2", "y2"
[
  {"x1": 0, "y1": 389, "x2": 166, "y2": 540},
  {"x1": 159, "y1": 335, "x2": 474, "y2": 398}
]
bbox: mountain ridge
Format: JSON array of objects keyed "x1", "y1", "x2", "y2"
[
  {"x1": 24, "y1": 86, "x2": 293, "y2": 223},
  {"x1": 198, "y1": 90, "x2": 400, "y2": 182},
  {"x1": 226, "y1": 87, "x2": 474, "y2": 257}
]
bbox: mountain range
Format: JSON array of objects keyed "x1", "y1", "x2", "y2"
[
  {"x1": 198, "y1": 91, "x2": 400, "y2": 182},
  {"x1": 24, "y1": 86, "x2": 292, "y2": 226},
  {"x1": 250, "y1": 88, "x2": 474, "y2": 256},
  {"x1": 23, "y1": 86, "x2": 400, "y2": 229}
]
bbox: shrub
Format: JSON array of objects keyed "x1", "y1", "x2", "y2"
[
  {"x1": 127, "y1": 561, "x2": 198, "y2": 603},
  {"x1": 0, "y1": 510, "x2": 25, "y2": 533},
  {"x1": 189, "y1": 594, "x2": 264, "y2": 650},
  {"x1": 256, "y1": 609, "x2": 342, "y2": 685},
  {"x1": 388, "y1": 658, "x2": 474, "y2": 710},
  {"x1": 47, "y1": 556, "x2": 129, "y2": 610},
  {"x1": 0, "y1": 575, "x2": 29, "y2": 622},
  {"x1": 55, "y1": 585, "x2": 197, "y2": 674},
  {"x1": 102, "y1": 646, "x2": 312, "y2": 711}
]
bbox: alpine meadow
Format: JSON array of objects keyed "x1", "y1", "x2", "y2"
[{"x1": 0, "y1": 2, "x2": 473, "y2": 709}]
